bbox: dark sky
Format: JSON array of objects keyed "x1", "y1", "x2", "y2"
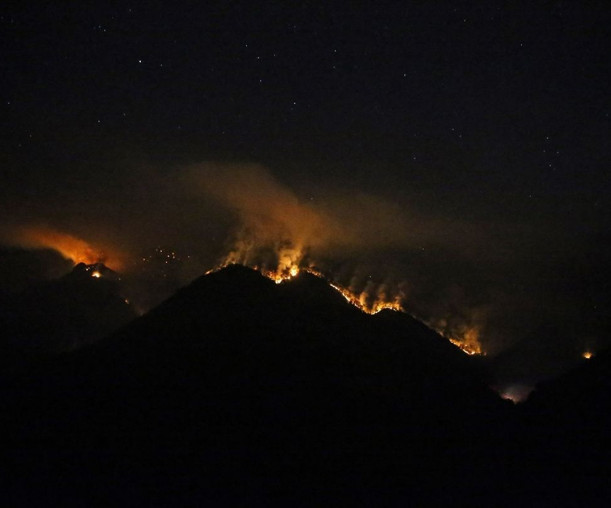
[{"x1": 1, "y1": 2, "x2": 610, "y2": 386}]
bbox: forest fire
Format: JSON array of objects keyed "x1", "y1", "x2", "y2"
[
  {"x1": 441, "y1": 326, "x2": 484, "y2": 356},
  {"x1": 448, "y1": 337, "x2": 482, "y2": 356},
  {"x1": 211, "y1": 212, "x2": 483, "y2": 353},
  {"x1": 210, "y1": 258, "x2": 487, "y2": 356},
  {"x1": 217, "y1": 257, "x2": 405, "y2": 315},
  {"x1": 7, "y1": 226, "x2": 124, "y2": 271},
  {"x1": 329, "y1": 282, "x2": 403, "y2": 314}
]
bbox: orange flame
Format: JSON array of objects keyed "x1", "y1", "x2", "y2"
[
  {"x1": 430, "y1": 319, "x2": 484, "y2": 356},
  {"x1": 265, "y1": 263, "x2": 403, "y2": 314},
  {"x1": 211, "y1": 260, "x2": 489, "y2": 355},
  {"x1": 329, "y1": 282, "x2": 403, "y2": 314},
  {"x1": 216, "y1": 231, "x2": 483, "y2": 351},
  {"x1": 213, "y1": 254, "x2": 486, "y2": 354},
  {"x1": 446, "y1": 327, "x2": 484, "y2": 356},
  {"x1": 213, "y1": 255, "x2": 404, "y2": 315},
  {"x1": 9, "y1": 226, "x2": 124, "y2": 271}
]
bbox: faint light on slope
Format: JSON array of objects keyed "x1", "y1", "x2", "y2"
[{"x1": 498, "y1": 384, "x2": 534, "y2": 404}]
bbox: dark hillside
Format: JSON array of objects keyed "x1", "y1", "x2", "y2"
[{"x1": 0, "y1": 265, "x2": 545, "y2": 505}]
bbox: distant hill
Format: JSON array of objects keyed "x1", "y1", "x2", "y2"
[
  {"x1": 0, "y1": 261, "x2": 136, "y2": 369},
  {"x1": 518, "y1": 348, "x2": 611, "y2": 504},
  {"x1": 0, "y1": 246, "x2": 73, "y2": 295}
]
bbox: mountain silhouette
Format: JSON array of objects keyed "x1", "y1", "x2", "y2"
[
  {"x1": 0, "y1": 262, "x2": 136, "y2": 370},
  {"x1": 3, "y1": 264, "x2": 607, "y2": 505},
  {"x1": 0, "y1": 246, "x2": 73, "y2": 295},
  {"x1": 515, "y1": 348, "x2": 611, "y2": 505}
]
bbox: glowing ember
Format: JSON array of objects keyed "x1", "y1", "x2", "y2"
[
  {"x1": 91, "y1": 271, "x2": 102, "y2": 278},
  {"x1": 582, "y1": 351, "x2": 594, "y2": 359}
]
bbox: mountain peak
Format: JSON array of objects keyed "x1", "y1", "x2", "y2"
[
  {"x1": 70, "y1": 262, "x2": 118, "y2": 281},
  {"x1": 3, "y1": 260, "x2": 511, "y2": 505}
]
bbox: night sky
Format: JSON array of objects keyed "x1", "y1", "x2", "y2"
[{"x1": 1, "y1": 2, "x2": 610, "y2": 386}]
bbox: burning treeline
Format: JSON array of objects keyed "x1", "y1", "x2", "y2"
[
  {"x1": 215, "y1": 250, "x2": 481, "y2": 355},
  {"x1": 189, "y1": 163, "x2": 484, "y2": 355},
  {"x1": 0, "y1": 164, "x2": 486, "y2": 356},
  {"x1": 192, "y1": 163, "x2": 406, "y2": 314}
]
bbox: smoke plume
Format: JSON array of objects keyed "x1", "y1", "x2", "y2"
[{"x1": 1, "y1": 158, "x2": 605, "y2": 383}]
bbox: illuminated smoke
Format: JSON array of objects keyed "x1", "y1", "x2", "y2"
[
  {"x1": 185, "y1": 163, "x2": 482, "y2": 350},
  {"x1": 433, "y1": 321, "x2": 485, "y2": 356},
  {"x1": 185, "y1": 163, "x2": 413, "y2": 313},
  {"x1": 3, "y1": 226, "x2": 124, "y2": 271},
  {"x1": 0, "y1": 162, "x2": 486, "y2": 356},
  {"x1": 184, "y1": 163, "x2": 351, "y2": 273}
]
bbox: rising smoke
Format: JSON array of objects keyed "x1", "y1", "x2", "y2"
[
  {"x1": 1, "y1": 159, "x2": 602, "y2": 382},
  {"x1": 1, "y1": 225, "x2": 125, "y2": 271}
]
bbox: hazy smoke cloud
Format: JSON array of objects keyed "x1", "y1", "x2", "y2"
[
  {"x1": 179, "y1": 163, "x2": 500, "y2": 352},
  {"x1": 0, "y1": 162, "x2": 525, "y2": 359},
  {"x1": 181, "y1": 163, "x2": 427, "y2": 266},
  {"x1": 1, "y1": 158, "x2": 606, "y2": 384},
  {"x1": 1, "y1": 225, "x2": 125, "y2": 271}
]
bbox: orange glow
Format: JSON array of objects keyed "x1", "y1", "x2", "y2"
[
  {"x1": 218, "y1": 252, "x2": 404, "y2": 315},
  {"x1": 445, "y1": 326, "x2": 484, "y2": 356},
  {"x1": 214, "y1": 239, "x2": 486, "y2": 352},
  {"x1": 91, "y1": 271, "x2": 102, "y2": 278},
  {"x1": 210, "y1": 261, "x2": 485, "y2": 353},
  {"x1": 10, "y1": 226, "x2": 124, "y2": 270},
  {"x1": 261, "y1": 264, "x2": 300, "y2": 285},
  {"x1": 582, "y1": 351, "x2": 593, "y2": 359},
  {"x1": 210, "y1": 259, "x2": 404, "y2": 315},
  {"x1": 329, "y1": 282, "x2": 402, "y2": 314}
]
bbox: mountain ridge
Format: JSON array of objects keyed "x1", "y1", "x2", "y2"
[
  {"x1": 3, "y1": 263, "x2": 513, "y2": 504},
  {"x1": 7, "y1": 264, "x2": 610, "y2": 505}
]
